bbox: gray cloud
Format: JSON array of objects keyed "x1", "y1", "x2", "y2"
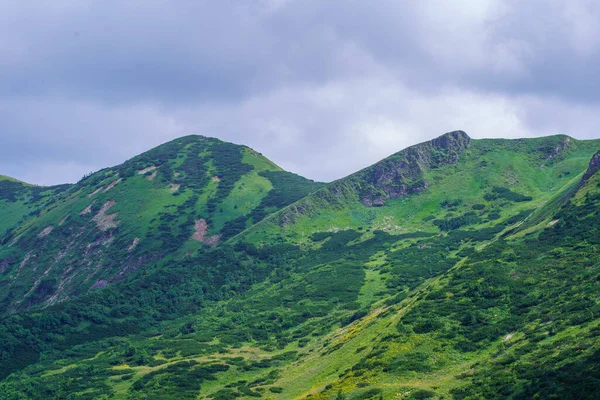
[{"x1": 1, "y1": 0, "x2": 600, "y2": 185}]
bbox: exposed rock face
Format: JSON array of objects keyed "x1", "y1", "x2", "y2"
[
  {"x1": 581, "y1": 150, "x2": 600, "y2": 183},
  {"x1": 128, "y1": 237, "x2": 140, "y2": 252},
  {"x1": 137, "y1": 166, "x2": 157, "y2": 175},
  {"x1": 91, "y1": 279, "x2": 109, "y2": 289},
  {"x1": 116, "y1": 256, "x2": 147, "y2": 278},
  {"x1": 92, "y1": 201, "x2": 120, "y2": 231},
  {"x1": 88, "y1": 187, "x2": 103, "y2": 198},
  {"x1": 102, "y1": 178, "x2": 122, "y2": 193},
  {"x1": 360, "y1": 131, "x2": 471, "y2": 207},
  {"x1": 37, "y1": 226, "x2": 54, "y2": 239},
  {"x1": 431, "y1": 130, "x2": 472, "y2": 160},
  {"x1": 80, "y1": 200, "x2": 95, "y2": 215},
  {"x1": 546, "y1": 137, "x2": 571, "y2": 160},
  {"x1": 270, "y1": 131, "x2": 472, "y2": 226}
]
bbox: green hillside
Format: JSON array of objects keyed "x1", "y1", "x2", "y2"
[
  {"x1": 241, "y1": 131, "x2": 600, "y2": 244},
  {"x1": 0, "y1": 135, "x2": 324, "y2": 313},
  {"x1": 0, "y1": 132, "x2": 599, "y2": 399}
]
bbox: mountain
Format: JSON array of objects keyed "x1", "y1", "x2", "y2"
[
  {"x1": 0, "y1": 132, "x2": 598, "y2": 399},
  {"x1": 0, "y1": 135, "x2": 324, "y2": 312},
  {"x1": 241, "y1": 131, "x2": 600, "y2": 244}
]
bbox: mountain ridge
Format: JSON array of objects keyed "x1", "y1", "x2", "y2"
[
  {"x1": 235, "y1": 131, "x2": 600, "y2": 245},
  {"x1": 0, "y1": 131, "x2": 599, "y2": 399},
  {"x1": 0, "y1": 135, "x2": 324, "y2": 312}
]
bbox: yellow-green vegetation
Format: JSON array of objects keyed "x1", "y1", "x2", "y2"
[
  {"x1": 0, "y1": 132, "x2": 599, "y2": 399},
  {"x1": 243, "y1": 133, "x2": 600, "y2": 245}
]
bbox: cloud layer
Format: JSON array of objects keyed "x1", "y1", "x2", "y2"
[{"x1": 2, "y1": 0, "x2": 600, "y2": 184}]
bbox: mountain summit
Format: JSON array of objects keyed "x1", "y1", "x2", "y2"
[
  {"x1": 239, "y1": 131, "x2": 599, "y2": 244},
  {"x1": 359, "y1": 130, "x2": 471, "y2": 206},
  {"x1": 0, "y1": 135, "x2": 323, "y2": 311}
]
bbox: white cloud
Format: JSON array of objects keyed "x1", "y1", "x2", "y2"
[
  {"x1": 1, "y1": 1, "x2": 600, "y2": 185},
  {"x1": 563, "y1": 0, "x2": 600, "y2": 55},
  {"x1": 167, "y1": 76, "x2": 600, "y2": 181}
]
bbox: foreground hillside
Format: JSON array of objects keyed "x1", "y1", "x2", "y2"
[
  {"x1": 0, "y1": 132, "x2": 599, "y2": 399},
  {"x1": 0, "y1": 135, "x2": 323, "y2": 313}
]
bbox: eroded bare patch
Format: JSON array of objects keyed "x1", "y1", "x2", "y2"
[
  {"x1": 37, "y1": 226, "x2": 54, "y2": 239},
  {"x1": 58, "y1": 215, "x2": 69, "y2": 226},
  {"x1": 92, "y1": 201, "x2": 120, "y2": 231},
  {"x1": 18, "y1": 252, "x2": 33, "y2": 274},
  {"x1": 169, "y1": 183, "x2": 181, "y2": 192},
  {"x1": 202, "y1": 235, "x2": 221, "y2": 247},
  {"x1": 88, "y1": 187, "x2": 103, "y2": 198},
  {"x1": 116, "y1": 256, "x2": 145, "y2": 278},
  {"x1": 9, "y1": 232, "x2": 24, "y2": 247},
  {"x1": 103, "y1": 178, "x2": 122, "y2": 193},
  {"x1": 80, "y1": 200, "x2": 96, "y2": 216},
  {"x1": 146, "y1": 171, "x2": 157, "y2": 181},
  {"x1": 138, "y1": 166, "x2": 157, "y2": 175},
  {"x1": 211, "y1": 176, "x2": 221, "y2": 182},
  {"x1": 192, "y1": 219, "x2": 208, "y2": 241},
  {"x1": 128, "y1": 237, "x2": 140, "y2": 252},
  {"x1": 192, "y1": 219, "x2": 220, "y2": 246}
]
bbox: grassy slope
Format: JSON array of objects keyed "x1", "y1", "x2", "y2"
[
  {"x1": 0, "y1": 176, "x2": 72, "y2": 243},
  {"x1": 0, "y1": 136, "x2": 323, "y2": 313},
  {"x1": 0, "y1": 133, "x2": 599, "y2": 399},
  {"x1": 240, "y1": 134, "x2": 600, "y2": 245}
]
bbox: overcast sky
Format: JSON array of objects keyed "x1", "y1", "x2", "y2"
[{"x1": 2, "y1": 0, "x2": 600, "y2": 185}]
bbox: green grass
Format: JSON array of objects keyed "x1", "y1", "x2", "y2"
[
  {"x1": 242, "y1": 135, "x2": 600, "y2": 245},
  {"x1": 211, "y1": 171, "x2": 273, "y2": 231},
  {"x1": 1, "y1": 132, "x2": 599, "y2": 399},
  {"x1": 0, "y1": 135, "x2": 324, "y2": 313}
]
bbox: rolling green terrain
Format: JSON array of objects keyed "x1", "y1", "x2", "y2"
[
  {"x1": 0, "y1": 135, "x2": 324, "y2": 313},
  {"x1": 0, "y1": 131, "x2": 599, "y2": 399}
]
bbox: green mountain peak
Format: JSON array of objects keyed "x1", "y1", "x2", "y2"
[
  {"x1": 0, "y1": 135, "x2": 324, "y2": 312},
  {"x1": 240, "y1": 132, "x2": 600, "y2": 245}
]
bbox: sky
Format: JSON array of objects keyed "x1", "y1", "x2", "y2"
[{"x1": 2, "y1": 0, "x2": 600, "y2": 185}]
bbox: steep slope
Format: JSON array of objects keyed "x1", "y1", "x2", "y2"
[
  {"x1": 0, "y1": 135, "x2": 324, "y2": 312},
  {"x1": 240, "y1": 131, "x2": 600, "y2": 244},
  {"x1": 0, "y1": 133, "x2": 598, "y2": 400},
  {"x1": 0, "y1": 175, "x2": 71, "y2": 243},
  {"x1": 294, "y1": 149, "x2": 600, "y2": 399}
]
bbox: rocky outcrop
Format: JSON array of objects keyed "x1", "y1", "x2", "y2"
[
  {"x1": 37, "y1": 226, "x2": 54, "y2": 239},
  {"x1": 116, "y1": 256, "x2": 147, "y2": 278},
  {"x1": 91, "y1": 279, "x2": 109, "y2": 289},
  {"x1": 359, "y1": 131, "x2": 471, "y2": 206},
  {"x1": 92, "y1": 201, "x2": 120, "y2": 231},
  {"x1": 546, "y1": 136, "x2": 571, "y2": 160},
  {"x1": 431, "y1": 130, "x2": 472, "y2": 159},
  {"x1": 264, "y1": 131, "x2": 473, "y2": 227},
  {"x1": 581, "y1": 150, "x2": 600, "y2": 183}
]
